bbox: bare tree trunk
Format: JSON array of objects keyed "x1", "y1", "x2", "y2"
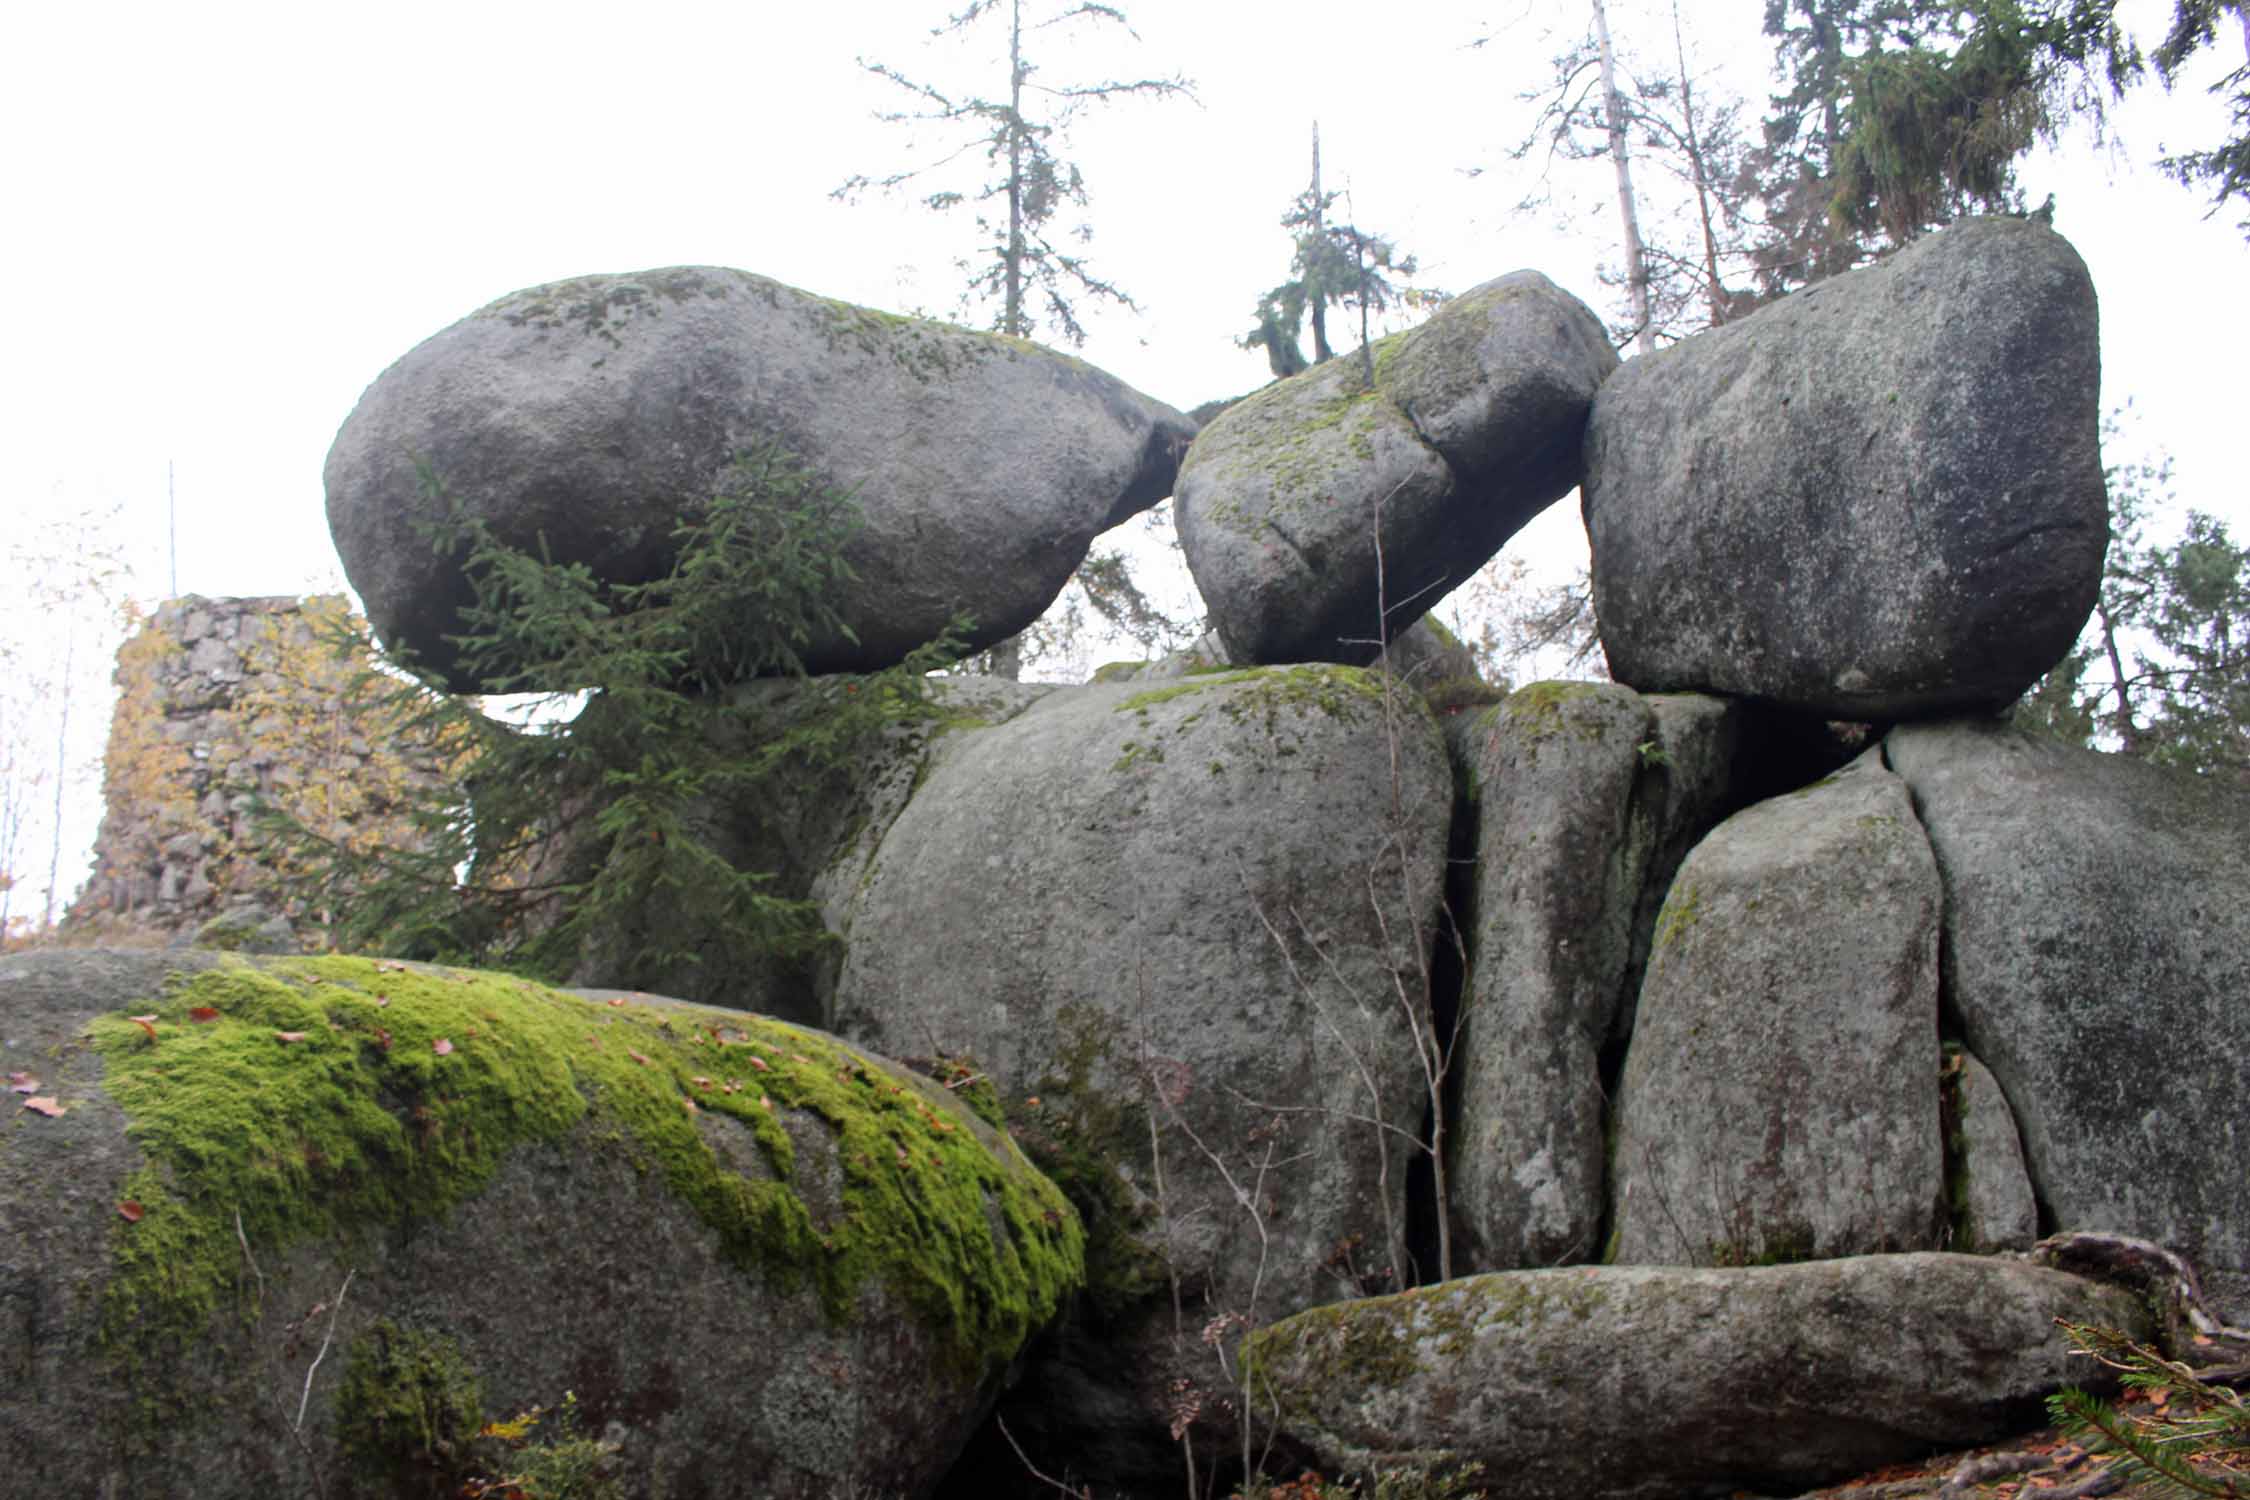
[
  {"x1": 1004, "y1": 0, "x2": 1027, "y2": 338},
  {"x1": 1309, "y1": 121, "x2": 1332, "y2": 364},
  {"x1": 1592, "y1": 0, "x2": 1654, "y2": 355},
  {"x1": 42, "y1": 628, "x2": 74, "y2": 930},
  {"x1": 1353, "y1": 215, "x2": 1374, "y2": 387},
  {"x1": 1671, "y1": 0, "x2": 1730, "y2": 326},
  {"x1": 2097, "y1": 596, "x2": 2142, "y2": 754}
]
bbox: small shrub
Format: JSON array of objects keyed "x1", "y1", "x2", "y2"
[{"x1": 462, "y1": 1390, "x2": 625, "y2": 1500}]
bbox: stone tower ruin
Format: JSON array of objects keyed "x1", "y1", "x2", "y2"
[{"x1": 66, "y1": 594, "x2": 460, "y2": 949}]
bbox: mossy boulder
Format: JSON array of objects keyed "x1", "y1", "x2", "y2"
[
  {"x1": 325, "y1": 265, "x2": 1195, "y2": 692},
  {"x1": 1175, "y1": 271, "x2": 1614, "y2": 666},
  {"x1": 830, "y1": 666, "x2": 1454, "y2": 1490},
  {"x1": 0, "y1": 948, "x2": 1081, "y2": 1498},
  {"x1": 1241, "y1": 1255, "x2": 2152, "y2": 1500}
]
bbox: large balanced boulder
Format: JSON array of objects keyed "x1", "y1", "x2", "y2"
[
  {"x1": 1886, "y1": 718, "x2": 2250, "y2": 1320},
  {"x1": 0, "y1": 949, "x2": 1081, "y2": 1499},
  {"x1": 1176, "y1": 272, "x2": 1615, "y2": 666},
  {"x1": 1584, "y1": 217, "x2": 2107, "y2": 719},
  {"x1": 1611, "y1": 750, "x2": 1945, "y2": 1264},
  {"x1": 325, "y1": 266, "x2": 1195, "y2": 690},
  {"x1": 1242, "y1": 1255, "x2": 2152, "y2": 1500},
  {"x1": 829, "y1": 666, "x2": 1454, "y2": 1487},
  {"x1": 1447, "y1": 683, "x2": 1744, "y2": 1273}
]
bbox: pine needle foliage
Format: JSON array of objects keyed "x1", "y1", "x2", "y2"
[
  {"x1": 260, "y1": 444, "x2": 967, "y2": 981},
  {"x1": 2049, "y1": 1321, "x2": 2250, "y2": 1499}
]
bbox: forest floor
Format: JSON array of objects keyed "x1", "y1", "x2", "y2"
[{"x1": 1786, "y1": 1386, "x2": 2250, "y2": 1500}]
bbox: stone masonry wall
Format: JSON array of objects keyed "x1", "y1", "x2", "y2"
[{"x1": 66, "y1": 595, "x2": 460, "y2": 947}]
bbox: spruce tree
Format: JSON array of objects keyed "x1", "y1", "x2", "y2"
[
  {"x1": 1244, "y1": 124, "x2": 1437, "y2": 378},
  {"x1": 835, "y1": 0, "x2": 1191, "y2": 347},
  {"x1": 258, "y1": 446, "x2": 968, "y2": 984}
]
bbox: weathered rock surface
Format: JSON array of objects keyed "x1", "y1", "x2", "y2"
[
  {"x1": 1447, "y1": 683, "x2": 1744, "y2": 1272},
  {"x1": 1886, "y1": 718, "x2": 2250, "y2": 1319},
  {"x1": 1177, "y1": 272, "x2": 1615, "y2": 666},
  {"x1": 830, "y1": 665, "x2": 1453, "y2": 1485},
  {"x1": 0, "y1": 948, "x2": 1080, "y2": 1500},
  {"x1": 1244, "y1": 1255, "x2": 2153, "y2": 1500},
  {"x1": 325, "y1": 266, "x2": 1195, "y2": 690},
  {"x1": 1585, "y1": 217, "x2": 2107, "y2": 719},
  {"x1": 1947, "y1": 1046, "x2": 2039, "y2": 1253},
  {"x1": 1611, "y1": 750, "x2": 1945, "y2": 1264}
]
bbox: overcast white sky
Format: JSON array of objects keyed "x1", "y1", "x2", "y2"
[{"x1": 4, "y1": 0, "x2": 2245, "y2": 919}]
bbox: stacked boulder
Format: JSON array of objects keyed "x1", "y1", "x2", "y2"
[
  {"x1": 1175, "y1": 271, "x2": 1616, "y2": 665},
  {"x1": 32, "y1": 223, "x2": 2244, "y2": 1499},
  {"x1": 325, "y1": 265, "x2": 1195, "y2": 689},
  {"x1": 1582, "y1": 216, "x2": 2109, "y2": 719},
  {"x1": 1153, "y1": 217, "x2": 2248, "y2": 1499}
]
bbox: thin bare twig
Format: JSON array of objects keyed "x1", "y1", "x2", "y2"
[
  {"x1": 995, "y1": 1414, "x2": 1092, "y2": 1498},
  {"x1": 236, "y1": 1207, "x2": 266, "y2": 1307},
  {"x1": 294, "y1": 1268, "x2": 355, "y2": 1433}
]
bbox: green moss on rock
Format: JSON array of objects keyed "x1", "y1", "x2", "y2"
[
  {"x1": 1240, "y1": 1273, "x2": 1615, "y2": 1424},
  {"x1": 1501, "y1": 680, "x2": 1617, "y2": 743},
  {"x1": 334, "y1": 1320, "x2": 486, "y2": 1498},
  {"x1": 1651, "y1": 878, "x2": 1704, "y2": 955},
  {"x1": 89, "y1": 956, "x2": 1082, "y2": 1382}
]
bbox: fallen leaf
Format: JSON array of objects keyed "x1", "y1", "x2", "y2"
[
  {"x1": 117, "y1": 1200, "x2": 144, "y2": 1222},
  {"x1": 129, "y1": 1014, "x2": 159, "y2": 1042},
  {"x1": 376, "y1": 960, "x2": 408, "y2": 973},
  {"x1": 747, "y1": 1054, "x2": 770, "y2": 1073},
  {"x1": 374, "y1": 1029, "x2": 393, "y2": 1052},
  {"x1": 23, "y1": 1097, "x2": 65, "y2": 1118},
  {"x1": 275, "y1": 1031, "x2": 308, "y2": 1043},
  {"x1": 681, "y1": 1096, "x2": 698, "y2": 1113},
  {"x1": 432, "y1": 1038, "x2": 454, "y2": 1056},
  {"x1": 760, "y1": 1095, "x2": 773, "y2": 1111},
  {"x1": 373, "y1": 994, "x2": 390, "y2": 1007},
  {"x1": 607, "y1": 998, "x2": 627, "y2": 1008},
  {"x1": 464, "y1": 1028, "x2": 479, "y2": 1040},
  {"x1": 188, "y1": 1006, "x2": 220, "y2": 1023},
  {"x1": 691, "y1": 1076, "x2": 712, "y2": 1089},
  {"x1": 628, "y1": 1050, "x2": 654, "y2": 1067},
  {"x1": 723, "y1": 1079, "x2": 740, "y2": 1094},
  {"x1": 9, "y1": 1072, "x2": 38, "y2": 1094}
]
